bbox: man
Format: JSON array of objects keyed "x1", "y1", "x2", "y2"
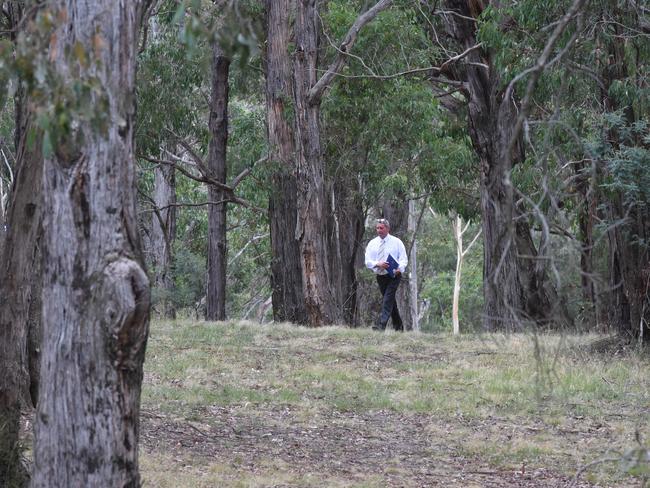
[{"x1": 364, "y1": 218, "x2": 408, "y2": 331}]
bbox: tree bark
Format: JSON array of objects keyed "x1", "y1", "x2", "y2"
[
  {"x1": 206, "y1": 43, "x2": 230, "y2": 322},
  {"x1": 151, "y1": 152, "x2": 176, "y2": 319},
  {"x1": 444, "y1": 0, "x2": 572, "y2": 331},
  {"x1": 0, "y1": 4, "x2": 41, "y2": 486},
  {"x1": 293, "y1": 0, "x2": 340, "y2": 326},
  {"x1": 0, "y1": 123, "x2": 41, "y2": 488},
  {"x1": 32, "y1": 2, "x2": 152, "y2": 486},
  {"x1": 265, "y1": 0, "x2": 308, "y2": 324},
  {"x1": 327, "y1": 177, "x2": 365, "y2": 326}
]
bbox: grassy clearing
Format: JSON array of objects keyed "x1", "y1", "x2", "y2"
[{"x1": 140, "y1": 320, "x2": 650, "y2": 487}]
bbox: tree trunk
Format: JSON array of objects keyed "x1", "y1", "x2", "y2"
[
  {"x1": 293, "y1": 0, "x2": 340, "y2": 326},
  {"x1": 265, "y1": 0, "x2": 308, "y2": 324},
  {"x1": 452, "y1": 215, "x2": 463, "y2": 335},
  {"x1": 0, "y1": 4, "x2": 41, "y2": 485},
  {"x1": 598, "y1": 23, "x2": 650, "y2": 341},
  {"x1": 32, "y1": 2, "x2": 151, "y2": 486},
  {"x1": 327, "y1": 178, "x2": 365, "y2": 326},
  {"x1": 151, "y1": 152, "x2": 176, "y2": 319},
  {"x1": 574, "y1": 160, "x2": 598, "y2": 324},
  {"x1": 445, "y1": 0, "x2": 572, "y2": 331},
  {"x1": 0, "y1": 124, "x2": 41, "y2": 488},
  {"x1": 206, "y1": 43, "x2": 230, "y2": 322}
]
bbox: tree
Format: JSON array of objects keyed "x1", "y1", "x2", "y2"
[
  {"x1": 150, "y1": 151, "x2": 177, "y2": 319},
  {"x1": 30, "y1": 1, "x2": 153, "y2": 485},
  {"x1": 421, "y1": 0, "x2": 580, "y2": 330},
  {"x1": 451, "y1": 214, "x2": 481, "y2": 335},
  {"x1": 0, "y1": 3, "x2": 43, "y2": 485},
  {"x1": 264, "y1": 0, "x2": 308, "y2": 324},
  {"x1": 265, "y1": 0, "x2": 392, "y2": 327},
  {"x1": 206, "y1": 42, "x2": 230, "y2": 321}
]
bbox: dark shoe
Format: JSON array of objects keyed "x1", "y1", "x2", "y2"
[{"x1": 372, "y1": 323, "x2": 386, "y2": 331}]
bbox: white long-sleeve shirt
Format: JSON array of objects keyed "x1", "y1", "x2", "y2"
[{"x1": 364, "y1": 234, "x2": 408, "y2": 275}]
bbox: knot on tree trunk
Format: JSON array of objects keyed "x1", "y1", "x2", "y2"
[{"x1": 102, "y1": 257, "x2": 150, "y2": 371}]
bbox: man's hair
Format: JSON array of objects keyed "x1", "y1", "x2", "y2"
[{"x1": 376, "y1": 218, "x2": 390, "y2": 228}]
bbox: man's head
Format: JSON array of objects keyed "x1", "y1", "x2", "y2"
[{"x1": 375, "y1": 218, "x2": 390, "y2": 239}]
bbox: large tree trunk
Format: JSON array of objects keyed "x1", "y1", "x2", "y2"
[
  {"x1": 0, "y1": 123, "x2": 42, "y2": 488},
  {"x1": 293, "y1": 0, "x2": 340, "y2": 326},
  {"x1": 206, "y1": 43, "x2": 230, "y2": 322},
  {"x1": 151, "y1": 153, "x2": 176, "y2": 319},
  {"x1": 32, "y1": 2, "x2": 151, "y2": 486},
  {"x1": 0, "y1": 4, "x2": 41, "y2": 485},
  {"x1": 445, "y1": 0, "x2": 572, "y2": 331},
  {"x1": 265, "y1": 0, "x2": 308, "y2": 324}
]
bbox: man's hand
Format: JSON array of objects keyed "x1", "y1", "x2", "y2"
[
  {"x1": 394, "y1": 269, "x2": 401, "y2": 275},
  {"x1": 377, "y1": 261, "x2": 389, "y2": 270}
]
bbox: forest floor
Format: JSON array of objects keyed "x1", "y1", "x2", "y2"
[{"x1": 138, "y1": 321, "x2": 649, "y2": 487}]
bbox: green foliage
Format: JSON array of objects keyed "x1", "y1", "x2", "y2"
[
  {"x1": 173, "y1": 0, "x2": 263, "y2": 62},
  {"x1": 172, "y1": 243, "x2": 206, "y2": 310},
  {"x1": 137, "y1": 3, "x2": 269, "y2": 318},
  {"x1": 1, "y1": 8, "x2": 111, "y2": 158}
]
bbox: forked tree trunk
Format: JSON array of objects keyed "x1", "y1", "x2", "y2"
[
  {"x1": 445, "y1": 0, "x2": 572, "y2": 331},
  {"x1": 32, "y1": 2, "x2": 152, "y2": 486},
  {"x1": 265, "y1": 0, "x2": 390, "y2": 326},
  {"x1": 206, "y1": 43, "x2": 230, "y2": 321},
  {"x1": 452, "y1": 214, "x2": 481, "y2": 335},
  {"x1": 265, "y1": 0, "x2": 307, "y2": 324}
]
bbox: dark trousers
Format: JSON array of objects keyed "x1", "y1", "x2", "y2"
[{"x1": 376, "y1": 274, "x2": 403, "y2": 331}]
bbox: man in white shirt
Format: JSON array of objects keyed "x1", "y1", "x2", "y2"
[{"x1": 364, "y1": 218, "x2": 408, "y2": 331}]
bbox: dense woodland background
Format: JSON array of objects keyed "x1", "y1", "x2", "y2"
[{"x1": 0, "y1": 0, "x2": 648, "y2": 486}]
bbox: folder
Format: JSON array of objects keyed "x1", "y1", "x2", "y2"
[{"x1": 386, "y1": 254, "x2": 399, "y2": 277}]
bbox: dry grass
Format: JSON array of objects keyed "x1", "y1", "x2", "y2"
[{"x1": 139, "y1": 320, "x2": 650, "y2": 487}]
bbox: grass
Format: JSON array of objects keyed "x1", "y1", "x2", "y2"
[{"x1": 140, "y1": 320, "x2": 650, "y2": 487}]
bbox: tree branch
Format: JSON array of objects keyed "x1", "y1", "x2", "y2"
[
  {"x1": 230, "y1": 156, "x2": 267, "y2": 189},
  {"x1": 504, "y1": 0, "x2": 588, "y2": 161},
  {"x1": 138, "y1": 154, "x2": 263, "y2": 212},
  {"x1": 308, "y1": 0, "x2": 393, "y2": 105}
]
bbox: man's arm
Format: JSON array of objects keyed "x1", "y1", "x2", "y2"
[
  {"x1": 364, "y1": 241, "x2": 377, "y2": 270},
  {"x1": 397, "y1": 239, "x2": 408, "y2": 273}
]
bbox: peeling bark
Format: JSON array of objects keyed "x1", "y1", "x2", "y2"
[
  {"x1": 265, "y1": 0, "x2": 308, "y2": 324},
  {"x1": 31, "y1": 2, "x2": 152, "y2": 486}
]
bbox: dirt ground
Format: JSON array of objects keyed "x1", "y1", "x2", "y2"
[{"x1": 140, "y1": 405, "x2": 601, "y2": 487}]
